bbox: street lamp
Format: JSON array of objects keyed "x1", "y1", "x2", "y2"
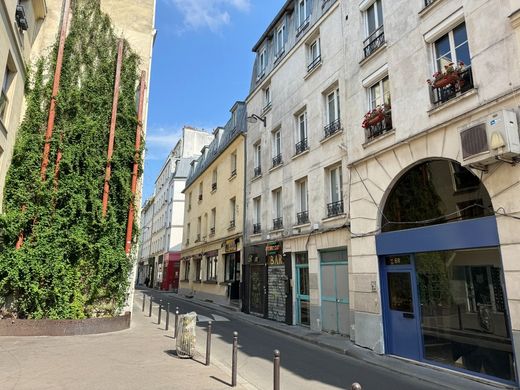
[{"x1": 247, "y1": 114, "x2": 266, "y2": 127}]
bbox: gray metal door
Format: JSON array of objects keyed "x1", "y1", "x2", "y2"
[{"x1": 320, "y1": 250, "x2": 349, "y2": 335}]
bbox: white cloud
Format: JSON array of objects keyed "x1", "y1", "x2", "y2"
[{"x1": 166, "y1": 0, "x2": 251, "y2": 32}]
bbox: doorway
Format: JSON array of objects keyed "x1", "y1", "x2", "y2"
[
  {"x1": 295, "y1": 252, "x2": 310, "y2": 326},
  {"x1": 320, "y1": 249, "x2": 349, "y2": 334}
]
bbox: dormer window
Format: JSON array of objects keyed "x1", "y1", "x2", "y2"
[
  {"x1": 258, "y1": 48, "x2": 267, "y2": 78},
  {"x1": 275, "y1": 24, "x2": 286, "y2": 57},
  {"x1": 298, "y1": 0, "x2": 308, "y2": 27}
]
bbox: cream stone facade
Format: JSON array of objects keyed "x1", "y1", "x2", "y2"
[
  {"x1": 244, "y1": 0, "x2": 350, "y2": 330},
  {"x1": 180, "y1": 102, "x2": 246, "y2": 306},
  {"x1": 340, "y1": 0, "x2": 520, "y2": 384}
]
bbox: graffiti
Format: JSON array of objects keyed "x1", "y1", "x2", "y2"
[{"x1": 268, "y1": 266, "x2": 286, "y2": 322}]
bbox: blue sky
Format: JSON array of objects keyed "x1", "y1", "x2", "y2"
[{"x1": 143, "y1": 0, "x2": 280, "y2": 201}]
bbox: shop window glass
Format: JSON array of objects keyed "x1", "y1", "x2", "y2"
[
  {"x1": 382, "y1": 160, "x2": 493, "y2": 232},
  {"x1": 416, "y1": 248, "x2": 515, "y2": 381}
]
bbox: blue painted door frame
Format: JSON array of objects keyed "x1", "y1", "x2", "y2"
[{"x1": 295, "y1": 263, "x2": 309, "y2": 325}]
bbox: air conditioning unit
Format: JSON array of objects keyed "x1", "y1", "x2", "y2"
[{"x1": 459, "y1": 110, "x2": 520, "y2": 167}]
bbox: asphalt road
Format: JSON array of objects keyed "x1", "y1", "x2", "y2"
[{"x1": 137, "y1": 289, "x2": 446, "y2": 390}]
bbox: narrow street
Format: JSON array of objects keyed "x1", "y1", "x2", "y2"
[{"x1": 140, "y1": 289, "x2": 449, "y2": 390}]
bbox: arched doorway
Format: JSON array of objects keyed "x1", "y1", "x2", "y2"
[{"x1": 377, "y1": 159, "x2": 516, "y2": 383}]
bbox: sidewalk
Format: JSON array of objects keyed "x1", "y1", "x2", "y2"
[
  {"x1": 157, "y1": 289, "x2": 514, "y2": 390},
  {"x1": 0, "y1": 301, "x2": 249, "y2": 390}
]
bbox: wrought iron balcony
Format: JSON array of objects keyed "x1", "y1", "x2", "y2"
[
  {"x1": 198, "y1": 194, "x2": 203, "y2": 201},
  {"x1": 296, "y1": 17, "x2": 310, "y2": 37},
  {"x1": 272, "y1": 154, "x2": 282, "y2": 168},
  {"x1": 430, "y1": 67, "x2": 474, "y2": 107},
  {"x1": 363, "y1": 25, "x2": 385, "y2": 59},
  {"x1": 307, "y1": 55, "x2": 321, "y2": 72},
  {"x1": 211, "y1": 182, "x2": 217, "y2": 191},
  {"x1": 297, "y1": 210, "x2": 309, "y2": 225},
  {"x1": 327, "y1": 200, "x2": 344, "y2": 218},
  {"x1": 230, "y1": 168, "x2": 237, "y2": 177},
  {"x1": 254, "y1": 166, "x2": 262, "y2": 177},
  {"x1": 229, "y1": 220, "x2": 236, "y2": 229},
  {"x1": 323, "y1": 119, "x2": 342, "y2": 139},
  {"x1": 365, "y1": 110, "x2": 393, "y2": 142},
  {"x1": 210, "y1": 227, "x2": 215, "y2": 235},
  {"x1": 253, "y1": 223, "x2": 261, "y2": 234},
  {"x1": 295, "y1": 138, "x2": 308, "y2": 155},
  {"x1": 272, "y1": 217, "x2": 283, "y2": 230},
  {"x1": 424, "y1": 0, "x2": 437, "y2": 7},
  {"x1": 262, "y1": 101, "x2": 272, "y2": 114}
]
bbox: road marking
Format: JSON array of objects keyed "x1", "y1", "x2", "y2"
[{"x1": 196, "y1": 314, "x2": 230, "y2": 322}]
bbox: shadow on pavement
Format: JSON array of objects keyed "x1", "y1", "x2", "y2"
[{"x1": 210, "y1": 375, "x2": 231, "y2": 387}]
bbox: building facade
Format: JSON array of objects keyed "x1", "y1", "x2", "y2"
[
  {"x1": 244, "y1": 0, "x2": 350, "y2": 331},
  {"x1": 180, "y1": 102, "x2": 246, "y2": 306},
  {"x1": 342, "y1": 0, "x2": 520, "y2": 385},
  {"x1": 139, "y1": 126, "x2": 213, "y2": 290},
  {"x1": 0, "y1": 0, "x2": 47, "y2": 210}
]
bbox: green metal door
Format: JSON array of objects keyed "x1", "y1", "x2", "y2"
[
  {"x1": 320, "y1": 249, "x2": 349, "y2": 335},
  {"x1": 295, "y1": 252, "x2": 310, "y2": 326}
]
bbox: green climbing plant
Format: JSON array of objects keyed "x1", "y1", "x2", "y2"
[{"x1": 0, "y1": 0, "x2": 143, "y2": 319}]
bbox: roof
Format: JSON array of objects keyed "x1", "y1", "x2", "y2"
[
  {"x1": 184, "y1": 102, "x2": 247, "y2": 190},
  {"x1": 252, "y1": 0, "x2": 294, "y2": 52},
  {"x1": 173, "y1": 158, "x2": 193, "y2": 179}
]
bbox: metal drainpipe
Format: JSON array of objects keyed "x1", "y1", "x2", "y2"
[{"x1": 241, "y1": 118, "x2": 248, "y2": 311}]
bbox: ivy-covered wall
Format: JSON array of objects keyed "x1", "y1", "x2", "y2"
[{"x1": 0, "y1": 0, "x2": 142, "y2": 319}]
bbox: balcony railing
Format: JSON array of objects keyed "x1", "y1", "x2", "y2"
[
  {"x1": 323, "y1": 119, "x2": 342, "y2": 139},
  {"x1": 296, "y1": 17, "x2": 310, "y2": 37},
  {"x1": 198, "y1": 194, "x2": 203, "y2": 201},
  {"x1": 272, "y1": 153, "x2": 282, "y2": 168},
  {"x1": 424, "y1": 0, "x2": 437, "y2": 7},
  {"x1": 254, "y1": 166, "x2": 262, "y2": 177},
  {"x1": 297, "y1": 210, "x2": 309, "y2": 225},
  {"x1": 262, "y1": 101, "x2": 272, "y2": 114},
  {"x1": 185, "y1": 239, "x2": 190, "y2": 245},
  {"x1": 430, "y1": 67, "x2": 474, "y2": 107},
  {"x1": 253, "y1": 223, "x2": 261, "y2": 234},
  {"x1": 211, "y1": 182, "x2": 217, "y2": 191},
  {"x1": 272, "y1": 217, "x2": 283, "y2": 230},
  {"x1": 230, "y1": 168, "x2": 237, "y2": 177},
  {"x1": 295, "y1": 138, "x2": 308, "y2": 155},
  {"x1": 363, "y1": 25, "x2": 385, "y2": 58},
  {"x1": 229, "y1": 220, "x2": 236, "y2": 229},
  {"x1": 365, "y1": 110, "x2": 393, "y2": 142},
  {"x1": 327, "y1": 200, "x2": 344, "y2": 218},
  {"x1": 210, "y1": 227, "x2": 215, "y2": 235},
  {"x1": 195, "y1": 234, "x2": 201, "y2": 242},
  {"x1": 307, "y1": 55, "x2": 321, "y2": 72}
]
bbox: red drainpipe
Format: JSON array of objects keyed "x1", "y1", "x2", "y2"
[
  {"x1": 125, "y1": 71, "x2": 146, "y2": 254},
  {"x1": 101, "y1": 39, "x2": 124, "y2": 218},
  {"x1": 40, "y1": 0, "x2": 71, "y2": 181}
]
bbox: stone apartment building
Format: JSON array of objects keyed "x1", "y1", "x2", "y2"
[
  {"x1": 0, "y1": 0, "x2": 156, "y2": 211},
  {"x1": 244, "y1": 0, "x2": 350, "y2": 332},
  {"x1": 340, "y1": 0, "x2": 520, "y2": 385},
  {"x1": 179, "y1": 102, "x2": 246, "y2": 306},
  {"x1": 139, "y1": 126, "x2": 213, "y2": 289}
]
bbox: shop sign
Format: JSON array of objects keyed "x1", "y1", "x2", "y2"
[
  {"x1": 225, "y1": 239, "x2": 237, "y2": 253},
  {"x1": 266, "y1": 242, "x2": 281, "y2": 255},
  {"x1": 267, "y1": 254, "x2": 284, "y2": 266},
  {"x1": 248, "y1": 254, "x2": 259, "y2": 263}
]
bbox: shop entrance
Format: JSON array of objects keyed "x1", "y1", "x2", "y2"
[{"x1": 295, "y1": 253, "x2": 310, "y2": 326}]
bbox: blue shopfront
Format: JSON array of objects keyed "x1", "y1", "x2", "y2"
[{"x1": 376, "y1": 159, "x2": 516, "y2": 384}]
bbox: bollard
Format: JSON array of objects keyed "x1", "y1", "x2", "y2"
[
  {"x1": 158, "y1": 300, "x2": 162, "y2": 324},
  {"x1": 165, "y1": 302, "x2": 170, "y2": 331},
  {"x1": 273, "y1": 350, "x2": 280, "y2": 390},
  {"x1": 142, "y1": 292, "x2": 145, "y2": 312},
  {"x1": 174, "y1": 308, "x2": 179, "y2": 339},
  {"x1": 351, "y1": 383, "x2": 362, "y2": 390},
  {"x1": 231, "y1": 331, "x2": 238, "y2": 387},
  {"x1": 148, "y1": 295, "x2": 153, "y2": 317},
  {"x1": 205, "y1": 321, "x2": 212, "y2": 366}
]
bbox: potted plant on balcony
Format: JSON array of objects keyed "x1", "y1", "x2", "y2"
[
  {"x1": 427, "y1": 61, "x2": 465, "y2": 88},
  {"x1": 362, "y1": 103, "x2": 389, "y2": 129}
]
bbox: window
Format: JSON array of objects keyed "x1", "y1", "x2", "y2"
[
  {"x1": 254, "y1": 142, "x2": 262, "y2": 177},
  {"x1": 206, "y1": 256, "x2": 218, "y2": 281},
  {"x1": 430, "y1": 22, "x2": 474, "y2": 105},
  {"x1": 232, "y1": 110, "x2": 237, "y2": 128},
  {"x1": 1, "y1": 61, "x2": 15, "y2": 124},
  {"x1": 198, "y1": 182, "x2": 203, "y2": 201},
  {"x1": 307, "y1": 38, "x2": 321, "y2": 71},
  {"x1": 296, "y1": 178, "x2": 309, "y2": 225},
  {"x1": 230, "y1": 152, "x2": 237, "y2": 177},
  {"x1": 272, "y1": 129, "x2": 282, "y2": 167},
  {"x1": 295, "y1": 111, "x2": 308, "y2": 155},
  {"x1": 183, "y1": 260, "x2": 190, "y2": 281},
  {"x1": 225, "y1": 253, "x2": 239, "y2": 281},
  {"x1": 258, "y1": 48, "x2": 267, "y2": 76},
  {"x1": 196, "y1": 216, "x2": 201, "y2": 242},
  {"x1": 203, "y1": 213, "x2": 208, "y2": 239},
  {"x1": 212, "y1": 169, "x2": 217, "y2": 191},
  {"x1": 365, "y1": 76, "x2": 392, "y2": 141},
  {"x1": 327, "y1": 165, "x2": 344, "y2": 217},
  {"x1": 229, "y1": 197, "x2": 236, "y2": 229},
  {"x1": 298, "y1": 0, "x2": 308, "y2": 27},
  {"x1": 186, "y1": 223, "x2": 191, "y2": 244},
  {"x1": 272, "y1": 188, "x2": 283, "y2": 229},
  {"x1": 363, "y1": 0, "x2": 385, "y2": 58},
  {"x1": 263, "y1": 86, "x2": 271, "y2": 111},
  {"x1": 326, "y1": 89, "x2": 340, "y2": 125},
  {"x1": 194, "y1": 258, "x2": 202, "y2": 281},
  {"x1": 188, "y1": 192, "x2": 192, "y2": 211},
  {"x1": 275, "y1": 24, "x2": 286, "y2": 56},
  {"x1": 210, "y1": 208, "x2": 216, "y2": 235},
  {"x1": 253, "y1": 196, "x2": 261, "y2": 233}
]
